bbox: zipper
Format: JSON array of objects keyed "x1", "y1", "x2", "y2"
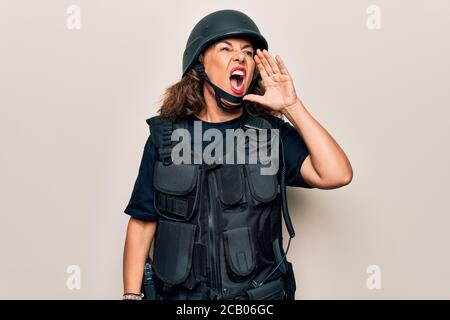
[
  {"x1": 205, "y1": 168, "x2": 223, "y2": 299},
  {"x1": 205, "y1": 169, "x2": 218, "y2": 298},
  {"x1": 210, "y1": 172, "x2": 223, "y2": 297}
]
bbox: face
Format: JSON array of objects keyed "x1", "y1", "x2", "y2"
[{"x1": 200, "y1": 37, "x2": 257, "y2": 103}]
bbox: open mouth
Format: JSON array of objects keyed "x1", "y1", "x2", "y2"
[{"x1": 229, "y1": 67, "x2": 246, "y2": 93}]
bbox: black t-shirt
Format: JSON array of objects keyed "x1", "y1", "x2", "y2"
[{"x1": 124, "y1": 112, "x2": 314, "y2": 221}]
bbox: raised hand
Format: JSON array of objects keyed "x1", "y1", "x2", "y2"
[{"x1": 243, "y1": 49, "x2": 299, "y2": 111}]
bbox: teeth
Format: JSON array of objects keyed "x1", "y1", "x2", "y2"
[{"x1": 231, "y1": 70, "x2": 244, "y2": 76}]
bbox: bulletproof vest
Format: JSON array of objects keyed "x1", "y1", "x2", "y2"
[{"x1": 146, "y1": 113, "x2": 297, "y2": 300}]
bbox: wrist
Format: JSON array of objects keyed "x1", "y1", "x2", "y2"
[{"x1": 281, "y1": 98, "x2": 303, "y2": 116}]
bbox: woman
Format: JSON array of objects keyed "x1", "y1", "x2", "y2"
[{"x1": 122, "y1": 9, "x2": 352, "y2": 300}]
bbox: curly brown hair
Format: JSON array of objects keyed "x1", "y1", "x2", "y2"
[{"x1": 156, "y1": 66, "x2": 282, "y2": 121}]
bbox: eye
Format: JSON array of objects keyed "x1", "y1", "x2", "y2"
[
  {"x1": 221, "y1": 47, "x2": 231, "y2": 51},
  {"x1": 246, "y1": 51, "x2": 254, "y2": 56}
]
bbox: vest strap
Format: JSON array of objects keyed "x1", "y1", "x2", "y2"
[{"x1": 146, "y1": 116, "x2": 188, "y2": 165}]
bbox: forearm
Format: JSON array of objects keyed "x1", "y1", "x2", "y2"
[
  {"x1": 281, "y1": 98, "x2": 353, "y2": 184},
  {"x1": 123, "y1": 217, "x2": 157, "y2": 294}
]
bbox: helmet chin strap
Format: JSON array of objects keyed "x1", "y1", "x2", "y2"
[{"x1": 192, "y1": 62, "x2": 258, "y2": 112}]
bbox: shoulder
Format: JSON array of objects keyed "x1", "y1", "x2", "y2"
[
  {"x1": 145, "y1": 115, "x2": 191, "y2": 127},
  {"x1": 255, "y1": 113, "x2": 292, "y2": 133},
  {"x1": 145, "y1": 115, "x2": 174, "y2": 136},
  {"x1": 253, "y1": 113, "x2": 282, "y2": 126},
  {"x1": 242, "y1": 112, "x2": 281, "y2": 129},
  {"x1": 145, "y1": 115, "x2": 165, "y2": 127},
  {"x1": 145, "y1": 115, "x2": 191, "y2": 146},
  {"x1": 254, "y1": 114, "x2": 303, "y2": 145}
]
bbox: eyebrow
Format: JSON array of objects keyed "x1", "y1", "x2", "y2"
[{"x1": 219, "y1": 40, "x2": 254, "y2": 50}]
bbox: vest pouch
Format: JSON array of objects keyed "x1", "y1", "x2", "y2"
[
  {"x1": 153, "y1": 161, "x2": 200, "y2": 221},
  {"x1": 258, "y1": 204, "x2": 278, "y2": 260},
  {"x1": 245, "y1": 164, "x2": 278, "y2": 206},
  {"x1": 153, "y1": 220, "x2": 197, "y2": 286},
  {"x1": 246, "y1": 277, "x2": 285, "y2": 300},
  {"x1": 215, "y1": 165, "x2": 246, "y2": 209},
  {"x1": 223, "y1": 227, "x2": 256, "y2": 279}
]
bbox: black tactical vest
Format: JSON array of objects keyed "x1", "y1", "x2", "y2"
[{"x1": 146, "y1": 113, "x2": 297, "y2": 300}]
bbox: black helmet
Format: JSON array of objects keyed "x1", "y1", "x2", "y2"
[{"x1": 182, "y1": 9, "x2": 268, "y2": 111}]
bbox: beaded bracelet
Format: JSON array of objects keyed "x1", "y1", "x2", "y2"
[{"x1": 123, "y1": 293, "x2": 143, "y2": 300}]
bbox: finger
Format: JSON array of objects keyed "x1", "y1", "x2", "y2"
[
  {"x1": 243, "y1": 93, "x2": 265, "y2": 105},
  {"x1": 262, "y1": 49, "x2": 281, "y2": 74},
  {"x1": 255, "y1": 55, "x2": 269, "y2": 83},
  {"x1": 254, "y1": 54, "x2": 269, "y2": 82},
  {"x1": 275, "y1": 55, "x2": 290, "y2": 76},
  {"x1": 256, "y1": 49, "x2": 274, "y2": 77}
]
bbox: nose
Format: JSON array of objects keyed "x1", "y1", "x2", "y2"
[{"x1": 233, "y1": 50, "x2": 246, "y2": 62}]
